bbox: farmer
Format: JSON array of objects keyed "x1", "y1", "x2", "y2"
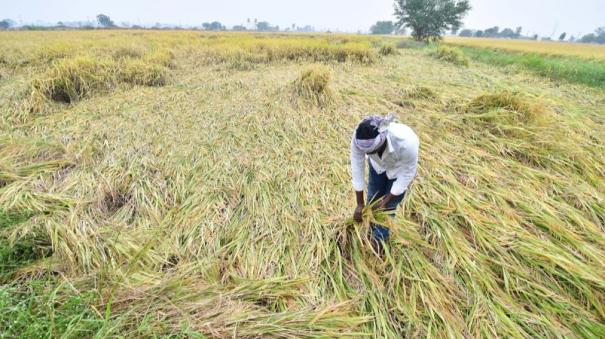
[{"x1": 350, "y1": 113, "x2": 419, "y2": 254}]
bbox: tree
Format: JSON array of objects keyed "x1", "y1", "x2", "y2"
[
  {"x1": 484, "y1": 26, "x2": 499, "y2": 37},
  {"x1": 256, "y1": 21, "x2": 271, "y2": 31},
  {"x1": 232, "y1": 25, "x2": 246, "y2": 31},
  {"x1": 579, "y1": 27, "x2": 605, "y2": 44},
  {"x1": 558, "y1": 32, "x2": 567, "y2": 41},
  {"x1": 297, "y1": 25, "x2": 314, "y2": 33},
  {"x1": 370, "y1": 21, "x2": 395, "y2": 35},
  {"x1": 500, "y1": 28, "x2": 515, "y2": 38},
  {"x1": 459, "y1": 29, "x2": 473, "y2": 37},
  {"x1": 596, "y1": 27, "x2": 605, "y2": 44},
  {"x1": 394, "y1": 0, "x2": 471, "y2": 42},
  {"x1": 474, "y1": 30, "x2": 484, "y2": 38},
  {"x1": 202, "y1": 22, "x2": 225, "y2": 30},
  {"x1": 0, "y1": 19, "x2": 15, "y2": 29},
  {"x1": 515, "y1": 26, "x2": 523, "y2": 38},
  {"x1": 96, "y1": 14, "x2": 115, "y2": 28},
  {"x1": 395, "y1": 26, "x2": 407, "y2": 35},
  {"x1": 580, "y1": 33, "x2": 596, "y2": 43}
]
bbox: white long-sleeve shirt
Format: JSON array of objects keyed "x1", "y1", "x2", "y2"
[{"x1": 350, "y1": 123, "x2": 419, "y2": 196}]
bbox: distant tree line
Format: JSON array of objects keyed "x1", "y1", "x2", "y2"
[
  {"x1": 0, "y1": 18, "x2": 16, "y2": 29},
  {"x1": 0, "y1": 14, "x2": 316, "y2": 33},
  {"x1": 370, "y1": 21, "x2": 406, "y2": 35},
  {"x1": 579, "y1": 27, "x2": 605, "y2": 44},
  {"x1": 458, "y1": 26, "x2": 524, "y2": 39},
  {"x1": 458, "y1": 25, "x2": 605, "y2": 44}
]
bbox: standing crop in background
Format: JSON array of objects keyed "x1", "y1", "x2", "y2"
[{"x1": 394, "y1": 0, "x2": 471, "y2": 42}]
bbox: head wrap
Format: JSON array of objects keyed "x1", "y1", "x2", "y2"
[{"x1": 354, "y1": 113, "x2": 396, "y2": 153}]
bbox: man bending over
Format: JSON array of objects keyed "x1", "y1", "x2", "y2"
[{"x1": 350, "y1": 114, "x2": 419, "y2": 254}]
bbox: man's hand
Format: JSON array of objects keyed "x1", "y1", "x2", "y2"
[
  {"x1": 354, "y1": 205, "x2": 364, "y2": 223},
  {"x1": 372, "y1": 193, "x2": 395, "y2": 211},
  {"x1": 354, "y1": 191, "x2": 365, "y2": 223}
]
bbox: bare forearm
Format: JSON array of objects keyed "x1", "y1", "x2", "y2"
[
  {"x1": 355, "y1": 191, "x2": 364, "y2": 207},
  {"x1": 377, "y1": 193, "x2": 396, "y2": 210}
]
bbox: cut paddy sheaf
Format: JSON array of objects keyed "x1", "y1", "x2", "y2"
[
  {"x1": 432, "y1": 45, "x2": 470, "y2": 66},
  {"x1": 378, "y1": 44, "x2": 397, "y2": 56},
  {"x1": 464, "y1": 91, "x2": 551, "y2": 127},
  {"x1": 459, "y1": 91, "x2": 605, "y2": 181},
  {"x1": 291, "y1": 64, "x2": 334, "y2": 107},
  {"x1": 28, "y1": 49, "x2": 174, "y2": 112}
]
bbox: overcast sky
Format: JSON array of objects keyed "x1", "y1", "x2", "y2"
[{"x1": 2, "y1": 0, "x2": 604, "y2": 36}]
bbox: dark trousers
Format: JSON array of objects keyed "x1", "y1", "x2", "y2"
[{"x1": 367, "y1": 161, "x2": 406, "y2": 243}]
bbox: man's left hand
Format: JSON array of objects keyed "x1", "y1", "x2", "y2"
[{"x1": 372, "y1": 195, "x2": 391, "y2": 211}]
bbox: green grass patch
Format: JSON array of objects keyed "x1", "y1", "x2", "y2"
[
  {"x1": 0, "y1": 210, "x2": 103, "y2": 338},
  {"x1": 0, "y1": 281, "x2": 104, "y2": 338},
  {"x1": 0, "y1": 210, "x2": 38, "y2": 279},
  {"x1": 456, "y1": 45, "x2": 605, "y2": 88}
]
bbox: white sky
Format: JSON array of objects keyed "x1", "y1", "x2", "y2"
[{"x1": 1, "y1": 0, "x2": 603, "y2": 36}]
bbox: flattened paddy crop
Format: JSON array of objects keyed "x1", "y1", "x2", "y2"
[{"x1": 0, "y1": 31, "x2": 604, "y2": 338}]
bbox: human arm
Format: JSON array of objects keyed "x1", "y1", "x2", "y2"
[
  {"x1": 354, "y1": 191, "x2": 364, "y2": 222},
  {"x1": 376, "y1": 145, "x2": 418, "y2": 210},
  {"x1": 351, "y1": 135, "x2": 366, "y2": 222}
]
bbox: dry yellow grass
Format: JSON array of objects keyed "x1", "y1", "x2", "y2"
[
  {"x1": 0, "y1": 30, "x2": 604, "y2": 338},
  {"x1": 446, "y1": 36, "x2": 605, "y2": 60}
]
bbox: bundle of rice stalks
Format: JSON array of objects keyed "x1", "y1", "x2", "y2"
[
  {"x1": 291, "y1": 65, "x2": 333, "y2": 106},
  {"x1": 118, "y1": 59, "x2": 168, "y2": 87},
  {"x1": 332, "y1": 44, "x2": 378, "y2": 64},
  {"x1": 432, "y1": 45, "x2": 469, "y2": 66},
  {"x1": 379, "y1": 44, "x2": 397, "y2": 56},
  {"x1": 30, "y1": 56, "x2": 116, "y2": 104},
  {"x1": 103, "y1": 275, "x2": 369, "y2": 337},
  {"x1": 465, "y1": 91, "x2": 551, "y2": 126}
]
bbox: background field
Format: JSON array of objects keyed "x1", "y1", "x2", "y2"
[
  {"x1": 446, "y1": 36, "x2": 605, "y2": 60},
  {"x1": 1, "y1": 31, "x2": 604, "y2": 338}
]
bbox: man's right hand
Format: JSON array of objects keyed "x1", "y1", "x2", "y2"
[{"x1": 354, "y1": 205, "x2": 364, "y2": 223}]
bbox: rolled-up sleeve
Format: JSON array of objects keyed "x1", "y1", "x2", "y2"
[
  {"x1": 350, "y1": 135, "x2": 366, "y2": 192},
  {"x1": 390, "y1": 147, "x2": 418, "y2": 196}
]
